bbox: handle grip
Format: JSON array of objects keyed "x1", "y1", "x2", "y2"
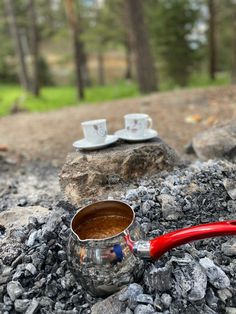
[{"x1": 150, "y1": 220, "x2": 236, "y2": 259}]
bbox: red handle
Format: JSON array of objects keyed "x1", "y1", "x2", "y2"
[{"x1": 150, "y1": 220, "x2": 236, "y2": 259}]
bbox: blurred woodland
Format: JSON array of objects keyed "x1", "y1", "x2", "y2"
[{"x1": 1, "y1": 0, "x2": 236, "y2": 108}]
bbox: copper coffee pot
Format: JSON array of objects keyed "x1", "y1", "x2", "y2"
[{"x1": 68, "y1": 200, "x2": 236, "y2": 297}]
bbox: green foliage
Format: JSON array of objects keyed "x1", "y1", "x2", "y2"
[
  {"x1": 81, "y1": 0, "x2": 125, "y2": 53},
  {"x1": 0, "y1": 81, "x2": 139, "y2": 117},
  {"x1": 146, "y1": 0, "x2": 204, "y2": 86}
]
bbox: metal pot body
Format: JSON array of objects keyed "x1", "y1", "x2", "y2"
[{"x1": 67, "y1": 201, "x2": 144, "y2": 297}]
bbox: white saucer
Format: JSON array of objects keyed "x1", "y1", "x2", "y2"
[
  {"x1": 73, "y1": 135, "x2": 118, "y2": 151},
  {"x1": 114, "y1": 129, "x2": 158, "y2": 142}
]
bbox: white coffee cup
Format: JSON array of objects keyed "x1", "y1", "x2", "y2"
[
  {"x1": 81, "y1": 119, "x2": 107, "y2": 144},
  {"x1": 124, "y1": 113, "x2": 152, "y2": 138}
]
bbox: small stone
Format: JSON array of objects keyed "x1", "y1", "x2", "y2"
[
  {"x1": 135, "y1": 294, "x2": 153, "y2": 305},
  {"x1": 199, "y1": 257, "x2": 230, "y2": 289},
  {"x1": 223, "y1": 179, "x2": 236, "y2": 200},
  {"x1": 161, "y1": 293, "x2": 172, "y2": 309},
  {"x1": 134, "y1": 304, "x2": 155, "y2": 314},
  {"x1": 7, "y1": 281, "x2": 24, "y2": 301},
  {"x1": 222, "y1": 239, "x2": 236, "y2": 256},
  {"x1": 14, "y1": 299, "x2": 30, "y2": 313},
  {"x1": 26, "y1": 263, "x2": 37, "y2": 275},
  {"x1": 18, "y1": 197, "x2": 28, "y2": 207}
]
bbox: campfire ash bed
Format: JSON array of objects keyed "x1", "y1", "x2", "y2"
[{"x1": 1, "y1": 140, "x2": 236, "y2": 313}]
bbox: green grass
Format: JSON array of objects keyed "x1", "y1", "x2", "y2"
[
  {"x1": 0, "y1": 72, "x2": 231, "y2": 117},
  {"x1": 0, "y1": 81, "x2": 139, "y2": 117},
  {"x1": 159, "y1": 72, "x2": 230, "y2": 91}
]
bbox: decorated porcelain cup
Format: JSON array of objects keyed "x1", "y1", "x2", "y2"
[
  {"x1": 81, "y1": 119, "x2": 107, "y2": 144},
  {"x1": 124, "y1": 113, "x2": 152, "y2": 138}
]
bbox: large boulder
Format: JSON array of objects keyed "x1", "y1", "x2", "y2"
[
  {"x1": 192, "y1": 120, "x2": 236, "y2": 161},
  {"x1": 59, "y1": 138, "x2": 180, "y2": 206}
]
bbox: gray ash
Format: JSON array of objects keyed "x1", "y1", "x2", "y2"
[{"x1": 1, "y1": 159, "x2": 236, "y2": 313}]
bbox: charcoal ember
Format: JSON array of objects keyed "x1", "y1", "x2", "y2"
[
  {"x1": 144, "y1": 264, "x2": 172, "y2": 293},
  {"x1": 135, "y1": 294, "x2": 153, "y2": 305},
  {"x1": 125, "y1": 189, "x2": 139, "y2": 201},
  {"x1": 31, "y1": 251, "x2": 45, "y2": 269},
  {"x1": 14, "y1": 299, "x2": 30, "y2": 313},
  {"x1": 205, "y1": 288, "x2": 218, "y2": 311},
  {"x1": 217, "y1": 288, "x2": 232, "y2": 303},
  {"x1": 25, "y1": 263, "x2": 37, "y2": 275},
  {"x1": 58, "y1": 250, "x2": 67, "y2": 261},
  {"x1": 134, "y1": 304, "x2": 156, "y2": 314},
  {"x1": 173, "y1": 256, "x2": 207, "y2": 301},
  {"x1": 158, "y1": 194, "x2": 183, "y2": 221},
  {"x1": 124, "y1": 308, "x2": 133, "y2": 314},
  {"x1": 199, "y1": 258, "x2": 230, "y2": 289},
  {"x1": 226, "y1": 308, "x2": 236, "y2": 314},
  {"x1": 26, "y1": 230, "x2": 38, "y2": 247},
  {"x1": 227, "y1": 201, "x2": 236, "y2": 213},
  {"x1": 204, "y1": 305, "x2": 218, "y2": 314},
  {"x1": 6, "y1": 281, "x2": 24, "y2": 301},
  {"x1": 118, "y1": 284, "x2": 143, "y2": 302},
  {"x1": 39, "y1": 296, "x2": 54, "y2": 308},
  {"x1": 55, "y1": 301, "x2": 66, "y2": 310},
  {"x1": 0, "y1": 266, "x2": 12, "y2": 284},
  {"x1": 60, "y1": 272, "x2": 76, "y2": 290},
  {"x1": 45, "y1": 281, "x2": 59, "y2": 298},
  {"x1": 25, "y1": 298, "x2": 39, "y2": 314},
  {"x1": 12, "y1": 264, "x2": 25, "y2": 280},
  {"x1": 153, "y1": 293, "x2": 163, "y2": 312},
  {"x1": 161, "y1": 293, "x2": 172, "y2": 309}
]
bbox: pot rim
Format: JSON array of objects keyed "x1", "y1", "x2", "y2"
[{"x1": 70, "y1": 200, "x2": 136, "y2": 242}]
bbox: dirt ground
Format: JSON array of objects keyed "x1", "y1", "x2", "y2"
[{"x1": 1, "y1": 85, "x2": 236, "y2": 166}]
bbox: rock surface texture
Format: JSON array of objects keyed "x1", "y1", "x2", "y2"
[
  {"x1": 60, "y1": 138, "x2": 180, "y2": 206},
  {"x1": 192, "y1": 120, "x2": 236, "y2": 161}
]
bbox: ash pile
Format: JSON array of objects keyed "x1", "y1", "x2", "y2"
[{"x1": 1, "y1": 160, "x2": 236, "y2": 314}]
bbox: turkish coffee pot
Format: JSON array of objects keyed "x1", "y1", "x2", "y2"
[{"x1": 68, "y1": 200, "x2": 236, "y2": 297}]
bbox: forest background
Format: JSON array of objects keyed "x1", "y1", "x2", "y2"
[{"x1": 0, "y1": 0, "x2": 235, "y2": 116}]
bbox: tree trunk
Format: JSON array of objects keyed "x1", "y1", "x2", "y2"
[
  {"x1": 4, "y1": 0, "x2": 30, "y2": 91},
  {"x1": 208, "y1": 0, "x2": 216, "y2": 80},
  {"x1": 64, "y1": 0, "x2": 84, "y2": 100},
  {"x1": 97, "y1": 51, "x2": 105, "y2": 85},
  {"x1": 125, "y1": 0, "x2": 158, "y2": 93},
  {"x1": 80, "y1": 42, "x2": 91, "y2": 87},
  {"x1": 124, "y1": 36, "x2": 132, "y2": 80},
  {"x1": 232, "y1": 6, "x2": 236, "y2": 84},
  {"x1": 28, "y1": 0, "x2": 40, "y2": 96}
]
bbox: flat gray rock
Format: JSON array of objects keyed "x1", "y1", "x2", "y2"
[
  {"x1": 91, "y1": 287, "x2": 127, "y2": 314},
  {"x1": 192, "y1": 120, "x2": 236, "y2": 161},
  {"x1": 60, "y1": 138, "x2": 180, "y2": 206}
]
